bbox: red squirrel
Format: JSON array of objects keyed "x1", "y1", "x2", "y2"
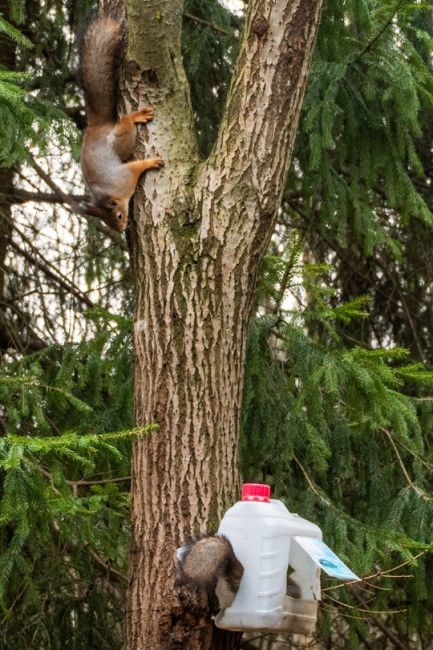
[{"x1": 79, "y1": 14, "x2": 163, "y2": 232}]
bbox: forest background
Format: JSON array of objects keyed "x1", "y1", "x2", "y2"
[{"x1": 1, "y1": 0, "x2": 433, "y2": 648}]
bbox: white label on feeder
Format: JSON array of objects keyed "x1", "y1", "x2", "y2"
[{"x1": 293, "y1": 536, "x2": 360, "y2": 581}]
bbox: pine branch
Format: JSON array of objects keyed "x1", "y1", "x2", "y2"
[
  {"x1": 51, "y1": 522, "x2": 127, "y2": 584},
  {"x1": 353, "y1": 0, "x2": 406, "y2": 63},
  {"x1": 274, "y1": 236, "x2": 301, "y2": 314},
  {"x1": 285, "y1": 199, "x2": 425, "y2": 352},
  {"x1": 376, "y1": 260, "x2": 425, "y2": 361},
  {"x1": 381, "y1": 428, "x2": 433, "y2": 502}
]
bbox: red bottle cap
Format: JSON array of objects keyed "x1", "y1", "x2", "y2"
[{"x1": 242, "y1": 483, "x2": 271, "y2": 503}]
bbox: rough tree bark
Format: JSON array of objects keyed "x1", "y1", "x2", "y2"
[{"x1": 124, "y1": 1, "x2": 325, "y2": 648}]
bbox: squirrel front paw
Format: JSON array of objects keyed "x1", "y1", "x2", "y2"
[
  {"x1": 135, "y1": 107, "x2": 155, "y2": 123},
  {"x1": 149, "y1": 158, "x2": 164, "y2": 169}
]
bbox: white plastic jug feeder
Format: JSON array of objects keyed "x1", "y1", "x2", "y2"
[{"x1": 215, "y1": 483, "x2": 359, "y2": 635}]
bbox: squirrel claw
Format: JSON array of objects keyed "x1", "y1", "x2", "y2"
[{"x1": 152, "y1": 158, "x2": 164, "y2": 169}]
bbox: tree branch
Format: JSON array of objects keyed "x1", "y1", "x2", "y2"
[
  {"x1": 7, "y1": 189, "x2": 87, "y2": 205},
  {"x1": 207, "y1": 0, "x2": 325, "y2": 217},
  {"x1": 123, "y1": 0, "x2": 200, "y2": 233},
  {"x1": 8, "y1": 237, "x2": 95, "y2": 309},
  {"x1": 1, "y1": 206, "x2": 98, "y2": 310},
  {"x1": 88, "y1": 547, "x2": 127, "y2": 583}
]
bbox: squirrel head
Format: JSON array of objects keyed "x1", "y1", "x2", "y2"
[
  {"x1": 98, "y1": 196, "x2": 129, "y2": 232},
  {"x1": 83, "y1": 196, "x2": 129, "y2": 232}
]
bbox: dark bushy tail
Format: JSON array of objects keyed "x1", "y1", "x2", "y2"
[
  {"x1": 177, "y1": 535, "x2": 244, "y2": 613},
  {"x1": 79, "y1": 15, "x2": 123, "y2": 126}
]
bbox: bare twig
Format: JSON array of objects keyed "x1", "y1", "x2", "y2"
[
  {"x1": 183, "y1": 12, "x2": 238, "y2": 39},
  {"x1": 293, "y1": 455, "x2": 332, "y2": 505},
  {"x1": 323, "y1": 550, "x2": 428, "y2": 593},
  {"x1": 324, "y1": 592, "x2": 406, "y2": 616}
]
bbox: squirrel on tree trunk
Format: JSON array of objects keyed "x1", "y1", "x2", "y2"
[{"x1": 78, "y1": 14, "x2": 164, "y2": 232}]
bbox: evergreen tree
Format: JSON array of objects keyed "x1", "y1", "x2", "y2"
[{"x1": 0, "y1": 1, "x2": 433, "y2": 648}]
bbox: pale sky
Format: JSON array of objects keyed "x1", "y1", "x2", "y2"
[{"x1": 223, "y1": 0, "x2": 244, "y2": 14}]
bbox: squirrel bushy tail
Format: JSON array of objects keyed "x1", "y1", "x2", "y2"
[
  {"x1": 177, "y1": 535, "x2": 244, "y2": 614},
  {"x1": 79, "y1": 14, "x2": 123, "y2": 127}
]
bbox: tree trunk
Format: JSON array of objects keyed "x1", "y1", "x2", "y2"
[{"x1": 125, "y1": 1, "x2": 325, "y2": 648}]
